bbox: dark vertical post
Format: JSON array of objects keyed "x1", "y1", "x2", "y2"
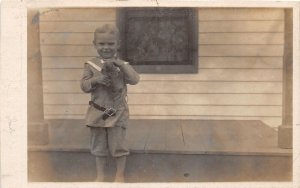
[
  {"x1": 28, "y1": 9, "x2": 48, "y2": 145},
  {"x1": 278, "y1": 9, "x2": 293, "y2": 149}
]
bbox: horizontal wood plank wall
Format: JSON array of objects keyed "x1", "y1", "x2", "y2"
[{"x1": 39, "y1": 8, "x2": 284, "y2": 127}]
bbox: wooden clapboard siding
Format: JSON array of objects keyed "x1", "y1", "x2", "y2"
[
  {"x1": 40, "y1": 21, "x2": 283, "y2": 33},
  {"x1": 42, "y1": 57, "x2": 283, "y2": 69},
  {"x1": 41, "y1": 44, "x2": 283, "y2": 57},
  {"x1": 39, "y1": 8, "x2": 284, "y2": 127},
  {"x1": 44, "y1": 105, "x2": 281, "y2": 117},
  {"x1": 41, "y1": 33, "x2": 95, "y2": 45},
  {"x1": 128, "y1": 116, "x2": 282, "y2": 127},
  {"x1": 199, "y1": 45, "x2": 283, "y2": 57},
  {"x1": 199, "y1": 33, "x2": 283, "y2": 45},
  {"x1": 44, "y1": 93, "x2": 282, "y2": 105},
  {"x1": 199, "y1": 21, "x2": 283, "y2": 33},
  {"x1": 43, "y1": 81, "x2": 282, "y2": 94},
  {"x1": 198, "y1": 8, "x2": 284, "y2": 21},
  {"x1": 41, "y1": 32, "x2": 284, "y2": 45},
  {"x1": 40, "y1": 22, "x2": 116, "y2": 33},
  {"x1": 43, "y1": 69, "x2": 282, "y2": 81},
  {"x1": 199, "y1": 57, "x2": 283, "y2": 68},
  {"x1": 39, "y1": 8, "x2": 116, "y2": 21}
]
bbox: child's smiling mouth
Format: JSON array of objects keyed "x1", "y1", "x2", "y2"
[{"x1": 99, "y1": 50, "x2": 115, "y2": 59}]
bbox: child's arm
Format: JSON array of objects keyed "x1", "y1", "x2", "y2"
[
  {"x1": 114, "y1": 60, "x2": 140, "y2": 85},
  {"x1": 80, "y1": 63, "x2": 111, "y2": 93}
]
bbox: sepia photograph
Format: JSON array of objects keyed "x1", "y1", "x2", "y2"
[
  {"x1": 1, "y1": 0, "x2": 300, "y2": 188},
  {"x1": 27, "y1": 6, "x2": 293, "y2": 182}
]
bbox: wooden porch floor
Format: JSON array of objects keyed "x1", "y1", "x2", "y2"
[
  {"x1": 126, "y1": 120, "x2": 291, "y2": 156},
  {"x1": 29, "y1": 119, "x2": 292, "y2": 156},
  {"x1": 28, "y1": 120, "x2": 292, "y2": 182}
]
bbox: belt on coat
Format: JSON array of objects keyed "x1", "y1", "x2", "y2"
[{"x1": 89, "y1": 101, "x2": 116, "y2": 120}]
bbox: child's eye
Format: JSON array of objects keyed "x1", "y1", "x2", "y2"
[{"x1": 108, "y1": 42, "x2": 115, "y2": 46}]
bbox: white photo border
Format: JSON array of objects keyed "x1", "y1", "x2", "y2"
[{"x1": 1, "y1": 1, "x2": 299, "y2": 188}]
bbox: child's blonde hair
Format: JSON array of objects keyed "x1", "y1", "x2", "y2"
[{"x1": 94, "y1": 24, "x2": 120, "y2": 40}]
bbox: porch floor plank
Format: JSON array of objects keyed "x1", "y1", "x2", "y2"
[
  {"x1": 29, "y1": 119, "x2": 292, "y2": 156},
  {"x1": 145, "y1": 124, "x2": 166, "y2": 152},
  {"x1": 131, "y1": 120, "x2": 291, "y2": 155},
  {"x1": 181, "y1": 120, "x2": 212, "y2": 152},
  {"x1": 125, "y1": 120, "x2": 152, "y2": 152},
  {"x1": 165, "y1": 122, "x2": 186, "y2": 152},
  {"x1": 205, "y1": 120, "x2": 256, "y2": 151}
]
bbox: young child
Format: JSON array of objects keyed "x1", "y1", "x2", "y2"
[{"x1": 80, "y1": 24, "x2": 140, "y2": 182}]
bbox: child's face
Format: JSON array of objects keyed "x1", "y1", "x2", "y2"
[{"x1": 93, "y1": 33, "x2": 119, "y2": 59}]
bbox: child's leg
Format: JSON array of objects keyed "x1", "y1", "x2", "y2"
[
  {"x1": 95, "y1": 156, "x2": 106, "y2": 181},
  {"x1": 115, "y1": 155, "x2": 126, "y2": 182},
  {"x1": 107, "y1": 126, "x2": 129, "y2": 182},
  {"x1": 90, "y1": 127, "x2": 108, "y2": 181}
]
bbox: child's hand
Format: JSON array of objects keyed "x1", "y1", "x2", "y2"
[
  {"x1": 111, "y1": 59, "x2": 126, "y2": 67},
  {"x1": 92, "y1": 74, "x2": 111, "y2": 87}
]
